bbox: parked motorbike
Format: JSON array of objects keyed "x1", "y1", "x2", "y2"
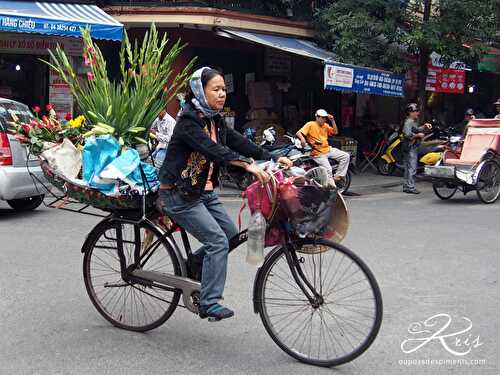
[
  {"x1": 219, "y1": 127, "x2": 288, "y2": 191},
  {"x1": 268, "y1": 133, "x2": 353, "y2": 193},
  {"x1": 223, "y1": 126, "x2": 354, "y2": 192},
  {"x1": 376, "y1": 128, "x2": 449, "y2": 176}
]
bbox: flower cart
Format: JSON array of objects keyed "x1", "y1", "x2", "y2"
[{"x1": 8, "y1": 24, "x2": 193, "y2": 216}]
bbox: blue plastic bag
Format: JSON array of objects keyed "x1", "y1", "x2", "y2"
[
  {"x1": 82, "y1": 135, "x2": 121, "y2": 195},
  {"x1": 99, "y1": 148, "x2": 159, "y2": 194}
]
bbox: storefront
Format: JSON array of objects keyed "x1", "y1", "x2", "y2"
[
  {"x1": 123, "y1": 24, "x2": 400, "y2": 156},
  {"x1": 0, "y1": 0, "x2": 123, "y2": 113}
]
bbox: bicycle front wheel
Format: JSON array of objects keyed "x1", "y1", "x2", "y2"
[
  {"x1": 83, "y1": 219, "x2": 182, "y2": 332},
  {"x1": 255, "y1": 239, "x2": 382, "y2": 367}
]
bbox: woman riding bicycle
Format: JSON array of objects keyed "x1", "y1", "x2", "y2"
[{"x1": 157, "y1": 67, "x2": 292, "y2": 321}]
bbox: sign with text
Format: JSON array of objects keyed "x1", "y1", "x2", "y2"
[
  {"x1": 49, "y1": 69, "x2": 73, "y2": 115},
  {"x1": 324, "y1": 63, "x2": 404, "y2": 97},
  {"x1": 426, "y1": 64, "x2": 465, "y2": 94},
  {"x1": 264, "y1": 48, "x2": 291, "y2": 77},
  {"x1": 0, "y1": 32, "x2": 82, "y2": 56}
]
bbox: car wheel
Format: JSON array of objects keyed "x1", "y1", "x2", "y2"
[{"x1": 7, "y1": 195, "x2": 44, "y2": 211}]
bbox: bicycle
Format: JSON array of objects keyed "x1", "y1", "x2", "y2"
[{"x1": 80, "y1": 175, "x2": 383, "y2": 368}]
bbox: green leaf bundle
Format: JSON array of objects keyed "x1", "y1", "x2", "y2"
[{"x1": 45, "y1": 24, "x2": 195, "y2": 146}]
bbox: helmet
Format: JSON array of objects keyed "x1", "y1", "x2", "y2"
[
  {"x1": 494, "y1": 98, "x2": 500, "y2": 105},
  {"x1": 465, "y1": 108, "x2": 474, "y2": 116},
  {"x1": 406, "y1": 103, "x2": 419, "y2": 113},
  {"x1": 263, "y1": 127, "x2": 276, "y2": 144}
]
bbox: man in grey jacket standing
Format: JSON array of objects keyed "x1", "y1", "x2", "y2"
[{"x1": 402, "y1": 103, "x2": 432, "y2": 194}]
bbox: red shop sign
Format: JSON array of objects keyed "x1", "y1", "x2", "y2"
[{"x1": 425, "y1": 64, "x2": 465, "y2": 94}]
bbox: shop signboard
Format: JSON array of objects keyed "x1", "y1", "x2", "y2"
[
  {"x1": 0, "y1": 1, "x2": 123, "y2": 41},
  {"x1": 49, "y1": 69, "x2": 73, "y2": 115},
  {"x1": 324, "y1": 63, "x2": 404, "y2": 97},
  {"x1": 425, "y1": 64, "x2": 465, "y2": 94},
  {"x1": 264, "y1": 48, "x2": 291, "y2": 77},
  {"x1": 0, "y1": 32, "x2": 82, "y2": 56}
]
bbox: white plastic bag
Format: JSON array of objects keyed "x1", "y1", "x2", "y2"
[{"x1": 41, "y1": 138, "x2": 82, "y2": 180}]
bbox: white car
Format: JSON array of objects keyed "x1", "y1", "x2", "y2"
[{"x1": 0, "y1": 98, "x2": 47, "y2": 211}]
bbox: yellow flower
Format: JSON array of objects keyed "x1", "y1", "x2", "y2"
[{"x1": 69, "y1": 115, "x2": 86, "y2": 128}]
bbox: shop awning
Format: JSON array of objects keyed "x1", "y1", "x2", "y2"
[
  {"x1": 478, "y1": 47, "x2": 500, "y2": 73},
  {"x1": 217, "y1": 28, "x2": 405, "y2": 97},
  {"x1": 0, "y1": 1, "x2": 123, "y2": 41},
  {"x1": 216, "y1": 28, "x2": 337, "y2": 63}
]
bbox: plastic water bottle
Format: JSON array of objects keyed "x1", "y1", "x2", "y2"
[{"x1": 246, "y1": 210, "x2": 266, "y2": 266}]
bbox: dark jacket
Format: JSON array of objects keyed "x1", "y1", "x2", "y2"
[{"x1": 159, "y1": 104, "x2": 274, "y2": 197}]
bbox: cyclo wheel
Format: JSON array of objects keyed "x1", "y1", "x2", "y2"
[
  {"x1": 255, "y1": 238, "x2": 382, "y2": 367},
  {"x1": 476, "y1": 161, "x2": 500, "y2": 204},
  {"x1": 83, "y1": 219, "x2": 182, "y2": 332},
  {"x1": 432, "y1": 181, "x2": 458, "y2": 200}
]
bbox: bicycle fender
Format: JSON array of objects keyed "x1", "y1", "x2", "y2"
[
  {"x1": 252, "y1": 245, "x2": 282, "y2": 314},
  {"x1": 81, "y1": 217, "x2": 115, "y2": 253}
]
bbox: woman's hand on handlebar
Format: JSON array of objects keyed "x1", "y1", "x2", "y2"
[
  {"x1": 245, "y1": 163, "x2": 270, "y2": 185},
  {"x1": 277, "y1": 157, "x2": 293, "y2": 168}
]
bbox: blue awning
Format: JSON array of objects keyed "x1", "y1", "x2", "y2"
[
  {"x1": 0, "y1": 1, "x2": 123, "y2": 41},
  {"x1": 217, "y1": 28, "x2": 337, "y2": 63}
]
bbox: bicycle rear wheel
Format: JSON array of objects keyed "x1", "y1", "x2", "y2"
[
  {"x1": 432, "y1": 181, "x2": 458, "y2": 200},
  {"x1": 255, "y1": 239, "x2": 382, "y2": 367},
  {"x1": 83, "y1": 219, "x2": 181, "y2": 332}
]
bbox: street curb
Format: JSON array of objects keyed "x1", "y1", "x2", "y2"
[{"x1": 218, "y1": 180, "x2": 404, "y2": 198}]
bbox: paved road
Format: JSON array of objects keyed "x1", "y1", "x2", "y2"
[{"x1": 0, "y1": 184, "x2": 498, "y2": 375}]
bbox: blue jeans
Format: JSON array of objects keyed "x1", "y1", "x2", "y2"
[
  {"x1": 403, "y1": 147, "x2": 418, "y2": 191},
  {"x1": 152, "y1": 148, "x2": 167, "y2": 168},
  {"x1": 158, "y1": 189, "x2": 239, "y2": 307}
]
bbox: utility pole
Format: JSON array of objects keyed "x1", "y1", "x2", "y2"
[{"x1": 417, "y1": 0, "x2": 432, "y2": 120}]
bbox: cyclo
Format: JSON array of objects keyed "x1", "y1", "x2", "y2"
[
  {"x1": 425, "y1": 119, "x2": 500, "y2": 204},
  {"x1": 39, "y1": 161, "x2": 383, "y2": 368}
]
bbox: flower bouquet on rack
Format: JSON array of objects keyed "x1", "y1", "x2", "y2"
[
  {"x1": 8, "y1": 103, "x2": 89, "y2": 155},
  {"x1": 14, "y1": 24, "x2": 194, "y2": 212}
]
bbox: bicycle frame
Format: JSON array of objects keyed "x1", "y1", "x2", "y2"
[{"x1": 88, "y1": 213, "x2": 323, "y2": 315}]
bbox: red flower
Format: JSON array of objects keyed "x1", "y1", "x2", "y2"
[
  {"x1": 64, "y1": 112, "x2": 73, "y2": 121},
  {"x1": 45, "y1": 103, "x2": 54, "y2": 111},
  {"x1": 46, "y1": 122, "x2": 53, "y2": 129},
  {"x1": 21, "y1": 124, "x2": 31, "y2": 134},
  {"x1": 87, "y1": 72, "x2": 95, "y2": 81},
  {"x1": 32, "y1": 106, "x2": 41, "y2": 113},
  {"x1": 42, "y1": 115, "x2": 49, "y2": 123},
  {"x1": 37, "y1": 123, "x2": 44, "y2": 129},
  {"x1": 30, "y1": 119, "x2": 38, "y2": 127}
]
